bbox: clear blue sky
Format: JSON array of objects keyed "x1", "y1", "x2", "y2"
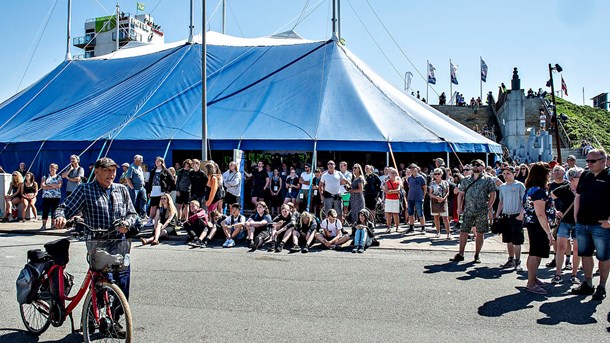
[{"x1": 0, "y1": 0, "x2": 608, "y2": 106}]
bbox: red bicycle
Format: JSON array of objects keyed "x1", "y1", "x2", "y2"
[{"x1": 19, "y1": 223, "x2": 133, "y2": 342}]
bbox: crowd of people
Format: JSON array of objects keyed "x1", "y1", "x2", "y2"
[{"x1": 2, "y1": 148, "x2": 610, "y2": 298}]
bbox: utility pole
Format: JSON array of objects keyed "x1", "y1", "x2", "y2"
[
  {"x1": 115, "y1": 3, "x2": 120, "y2": 52},
  {"x1": 548, "y1": 63, "x2": 562, "y2": 164},
  {"x1": 65, "y1": 0, "x2": 72, "y2": 60},
  {"x1": 188, "y1": 0, "x2": 194, "y2": 43},
  {"x1": 222, "y1": 0, "x2": 226, "y2": 34},
  {"x1": 331, "y1": 0, "x2": 337, "y2": 36},
  {"x1": 202, "y1": 0, "x2": 208, "y2": 160}
]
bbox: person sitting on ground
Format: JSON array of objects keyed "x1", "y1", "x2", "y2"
[
  {"x1": 184, "y1": 200, "x2": 210, "y2": 246},
  {"x1": 266, "y1": 204, "x2": 296, "y2": 253},
  {"x1": 293, "y1": 211, "x2": 319, "y2": 253},
  {"x1": 316, "y1": 209, "x2": 350, "y2": 250},
  {"x1": 190, "y1": 209, "x2": 223, "y2": 248},
  {"x1": 20, "y1": 172, "x2": 39, "y2": 222},
  {"x1": 2, "y1": 172, "x2": 23, "y2": 222},
  {"x1": 352, "y1": 209, "x2": 375, "y2": 253},
  {"x1": 221, "y1": 203, "x2": 246, "y2": 248},
  {"x1": 141, "y1": 192, "x2": 178, "y2": 246},
  {"x1": 245, "y1": 201, "x2": 273, "y2": 252},
  {"x1": 146, "y1": 156, "x2": 176, "y2": 226}
]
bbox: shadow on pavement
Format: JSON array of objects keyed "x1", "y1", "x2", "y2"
[
  {"x1": 405, "y1": 237, "x2": 458, "y2": 246},
  {"x1": 0, "y1": 328, "x2": 82, "y2": 342},
  {"x1": 423, "y1": 261, "x2": 475, "y2": 274},
  {"x1": 457, "y1": 266, "x2": 515, "y2": 281},
  {"x1": 477, "y1": 289, "x2": 541, "y2": 317},
  {"x1": 537, "y1": 296, "x2": 600, "y2": 325}
]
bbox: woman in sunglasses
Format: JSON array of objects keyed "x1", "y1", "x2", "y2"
[{"x1": 141, "y1": 192, "x2": 178, "y2": 245}]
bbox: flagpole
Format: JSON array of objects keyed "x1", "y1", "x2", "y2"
[
  {"x1": 479, "y1": 57, "x2": 482, "y2": 102},
  {"x1": 426, "y1": 60, "x2": 429, "y2": 103},
  {"x1": 582, "y1": 87, "x2": 585, "y2": 105},
  {"x1": 449, "y1": 59, "x2": 452, "y2": 104}
]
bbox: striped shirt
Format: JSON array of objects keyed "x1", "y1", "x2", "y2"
[{"x1": 55, "y1": 181, "x2": 137, "y2": 236}]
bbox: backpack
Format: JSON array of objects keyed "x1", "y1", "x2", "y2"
[{"x1": 16, "y1": 249, "x2": 52, "y2": 304}]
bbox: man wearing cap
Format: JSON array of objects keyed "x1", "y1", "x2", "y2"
[
  {"x1": 572, "y1": 148, "x2": 610, "y2": 300},
  {"x1": 450, "y1": 159, "x2": 497, "y2": 263},
  {"x1": 54, "y1": 157, "x2": 137, "y2": 338},
  {"x1": 406, "y1": 163, "x2": 427, "y2": 234},
  {"x1": 125, "y1": 154, "x2": 147, "y2": 219},
  {"x1": 119, "y1": 163, "x2": 130, "y2": 185},
  {"x1": 564, "y1": 155, "x2": 577, "y2": 180},
  {"x1": 496, "y1": 166, "x2": 526, "y2": 271}
]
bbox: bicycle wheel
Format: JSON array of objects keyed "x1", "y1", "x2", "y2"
[
  {"x1": 20, "y1": 297, "x2": 51, "y2": 335},
  {"x1": 82, "y1": 281, "x2": 132, "y2": 342}
]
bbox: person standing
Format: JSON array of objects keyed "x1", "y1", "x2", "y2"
[
  {"x1": 406, "y1": 164, "x2": 427, "y2": 234},
  {"x1": 146, "y1": 157, "x2": 175, "y2": 225},
  {"x1": 521, "y1": 162, "x2": 555, "y2": 294},
  {"x1": 297, "y1": 164, "x2": 312, "y2": 212},
  {"x1": 40, "y1": 163, "x2": 62, "y2": 230},
  {"x1": 319, "y1": 160, "x2": 347, "y2": 221},
  {"x1": 62, "y1": 155, "x2": 84, "y2": 198},
  {"x1": 363, "y1": 165, "x2": 381, "y2": 212},
  {"x1": 188, "y1": 159, "x2": 207, "y2": 206},
  {"x1": 429, "y1": 168, "x2": 451, "y2": 239},
  {"x1": 545, "y1": 165, "x2": 569, "y2": 269},
  {"x1": 175, "y1": 159, "x2": 193, "y2": 223},
  {"x1": 572, "y1": 149, "x2": 610, "y2": 300},
  {"x1": 383, "y1": 168, "x2": 402, "y2": 233},
  {"x1": 496, "y1": 166, "x2": 526, "y2": 271},
  {"x1": 338, "y1": 161, "x2": 353, "y2": 221},
  {"x1": 450, "y1": 159, "x2": 497, "y2": 263},
  {"x1": 223, "y1": 161, "x2": 242, "y2": 210},
  {"x1": 348, "y1": 164, "x2": 366, "y2": 225},
  {"x1": 16, "y1": 162, "x2": 27, "y2": 177},
  {"x1": 125, "y1": 155, "x2": 147, "y2": 219}
]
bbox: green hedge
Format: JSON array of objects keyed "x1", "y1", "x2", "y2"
[{"x1": 555, "y1": 97, "x2": 610, "y2": 151}]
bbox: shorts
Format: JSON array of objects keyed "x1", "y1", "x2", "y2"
[
  {"x1": 407, "y1": 200, "x2": 424, "y2": 217},
  {"x1": 556, "y1": 221, "x2": 576, "y2": 239},
  {"x1": 149, "y1": 196, "x2": 161, "y2": 207},
  {"x1": 342, "y1": 193, "x2": 351, "y2": 207},
  {"x1": 576, "y1": 223, "x2": 610, "y2": 261},
  {"x1": 175, "y1": 191, "x2": 190, "y2": 205},
  {"x1": 231, "y1": 229, "x2": 246, "y2": 241},
  {"x1": 285, "y1": 190, "x2": 299, "y2": 199},
  {"x1": 526, "y1": 222, "x2": 550, "y2": 258},
  {"x1": 500, "y1": 215, "x2": 524, "y2": 245},
  {"x1": 384, "y1": 199, "x2": 400, "y2": 214},
  {"x1": 251, "y1": 187, "x2": 265, "y2": 199},
  {"x1": 461, "y1": 210, "x2": 490, "y2": 234}
]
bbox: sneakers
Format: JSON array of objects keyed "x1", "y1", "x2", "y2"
[
  {"x1": 405, "y1": 225, "x2": 414, "y2": 234},
  {"x1": 144, "y1": 218, "x2": 154, "y2": 227},
  {"x1": 514, "y1": 260, "x2": 523, "y2": 272},
  {"x1": 571, "y1": 282, "x2": 595, "y2": 295},
  {"x1": 592, "y1": 286, "x2": 606, "y2": 301},
  {"x1": 551, "y1": 275, "x2": 562, "y2": 284},
  {"x1": 189, "y1": 238, "x2": 203, "y2": 247},
  {"x1": 450, "y1": 253, "x2": 464, "y2": 262},
  {"x1": 526, "y1": 284, "x2": 548, "y2": 295},
  {"x1": 570, "y1": 275, "x2": 580, "y2": 284},
  {"x1": 473, "y1": 255, "x2": 481, "y2": 264},
  {"x1": 564, "y1": 261, "x2": 573, "y2": 270},
  {"x1": 500, "y1": 258, "x2": 515, "y2": 269},
  {"x1": 420, "y1": 227, "x2": 426, "y2": 235},
  {"x1": 352, "y1": 246, "x2": 358, "y2": 253},
  {"x1": 275, "y1": 242, "x2": 284, "y2": 253},
  {"x1": 301, "y1": 247, "x2": 309, "y2": 253},
  {"x1": 267, "y1": 241, "x2": 276, "y2": 252},
  {"x1": 249, "y1": 237, "x2": 260, "y2": 252},
  {"x1": 357, "y1": 246, "x2": 364, "y2": 254},
  {"x1": 290, "y1": 244, "x2": 300, "y2": 253},
  {"x1": 334, "y1": 244, "x2": 342, "y2": 251},
  {"x1": 545, "y1": 259, "x2": 556, "y2": 268},
  {"x1": 227, "y1": 239, "x2": 235, "y2": 248}
]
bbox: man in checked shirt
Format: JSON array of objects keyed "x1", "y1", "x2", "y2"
[{"x1": 54, "y1": 157, "x2": 138, "y2": 326}]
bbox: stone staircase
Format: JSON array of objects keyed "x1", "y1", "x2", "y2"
[
  {"x1": 560, "y1": 148, "x2": 587, "y2": 168},
  {"x1": 432, "y1": 105, "x2": 498, "y2": 141}
]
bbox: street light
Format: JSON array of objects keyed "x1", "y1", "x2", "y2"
[{"x1": 548, "y1": 63, "x2": 563, "y2": 164}]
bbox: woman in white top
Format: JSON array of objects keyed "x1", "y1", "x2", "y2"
[
  {"x1": 429, "y1": 168, "x2": 451, "y2": 239},
  {"x1": 315, "y1": 209, "x2": 350, "y2": 250}
]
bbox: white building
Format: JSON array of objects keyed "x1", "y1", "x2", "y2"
[{"x1": 73, "y1": 12, "x2": 164, "y2": 58}]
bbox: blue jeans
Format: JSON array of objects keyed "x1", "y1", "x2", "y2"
[
  {"x1": 129, "y1": 187, "x2": 147, "y2": 217},
  {"x1": 353, "y1": 228, "x2": 369, "y2": 247},
  {"x1": 576, "y1": 223, "x2": 610, "y2": 261},
  {"x1": 407, "y1": 200, "x2": 424, "y2": 217}
]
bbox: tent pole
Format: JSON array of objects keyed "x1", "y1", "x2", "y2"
[
  {"x1": 486, "y1": 153, "x2": 489, "y2": 167},
  {"x1": 222, "y1": 0, "x2": 226, "y2": 34},
  {"x1": 65, "y1": 0, "x2": 72, "y2": 60},
  {"x1": 115, "y1": 4, "x2": 119, "y2": 52},
  {"x1": 386, "y1": 152, "x2": 389, "y2": 167},
  {"x1": 307, "y1": 141, "x2": 318, "y2": 213},
  {"x1": 331, "y1": 0, "x2": 337, "y2": 36},
  {"x1": 447, "y1": 151, "x2": 450, "y2": 169},
  {"x1": 88, "y1": 139, "x2": 108, "y2": 182},
  {"x1": 188, "y1": 0, "x2": 194, "y2": 43},
  {"x1": 202, "y1": 1, "x2": 208, "y2": 161},
  {"x1": 337, "y1": 0, "x2": 341, "y2": 40}
]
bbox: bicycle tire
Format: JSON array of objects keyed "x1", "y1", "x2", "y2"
[
  {"x1": 82, "y1": 281, "x2": 132, "y2": 342},
  {"x1": 20, "y1": 297, "x2": 51, "y2": 335}
]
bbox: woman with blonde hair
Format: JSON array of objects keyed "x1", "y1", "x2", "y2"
[
  {"x1": 348, "y1": 163, "x2": 366, "y2": 225},
  {"x1": 146, "y1": 156, "x2": 175, "y2": 226},
  {"x1": 40, "y1": 163, "x2": 62, "y2": 229},
  {"x1": 2, "y1": 172, "x2": 23, "y2": 222},
  {"x1": 20, "y1": 172, "x2": 39, "y2": 222},
  {"x1": 141, "y1": 193, "x2": 178, "y2": 245},
  {"x1": 383, "y1": 167, "x2": 402, "y2": 233},
  {"x1": 293, "y1": 211, "x2": 319, "y2": 253},
  {"x1": 203, "y1": 161, "x2": 223, "y2": 212}
]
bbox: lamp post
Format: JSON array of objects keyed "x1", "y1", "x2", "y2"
[{"x1": 548, "y1": 63, "x2": 563, "y2": 164}]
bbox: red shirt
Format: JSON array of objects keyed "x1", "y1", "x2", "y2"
[{"x1": 385, "y1": 180, "x2": 400, "y2": 200}]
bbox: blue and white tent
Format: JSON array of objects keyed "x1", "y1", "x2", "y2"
[{"x1": 0, "y1": 31, "x2": 500, "y2": 174}]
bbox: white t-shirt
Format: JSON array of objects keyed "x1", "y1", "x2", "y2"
[
  {"x1": 321, "y1": 171, "x2": 344, "y2": 195},
  {"x1": 224, "y1": 214, "x2": 245, "y2": 229},
  {"x1": 339, "y1": 170, "x2": 352, "y2": 195},
  {"x1": 300, "y1": 172, "x2": 311, "y2": 190},
  {"x1": 321, "y1": 218, "x2": 342, "y2": 237},
  {"x1": 150, "y1": 168, "x2": 163, "y2": 197}
]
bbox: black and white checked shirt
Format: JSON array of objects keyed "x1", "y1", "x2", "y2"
[{"x1": 55, "y1": 181, "x2": 137, "y2": 236}]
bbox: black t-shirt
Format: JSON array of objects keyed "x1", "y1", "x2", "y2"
[
  {"x1": 252, "y1": 169, "x2": 268, "y2": 190},
  {"x1": 551, "y1": 184, "x2": 576, "y2": 224},
  {"x1": 188, "y1": 169, "x2": 208, "y2": 196},
  {"x1": 548, "y1": 180, "x2": 568, "y2": 209},
  {"x1": 576, "y1": 168, "x2": 610, "y2": 225},
  {"x1": 249, "y1": 212, "x2": 272, "y2": 235}
]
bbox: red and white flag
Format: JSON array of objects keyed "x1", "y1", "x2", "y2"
[{"x1": 561, "y1": 77, "x2": 568, "y2": 96}]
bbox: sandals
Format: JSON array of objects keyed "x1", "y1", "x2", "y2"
[
  {"x1": 151, "y1": 240, "x2": 159, "y2": 246},
  {"x1": 140, "y1": 237, "x2": 148, "y2": 245}
]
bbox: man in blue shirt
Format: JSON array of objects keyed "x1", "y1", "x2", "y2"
[
  {"x1": 125, "y1": 154, "x2": 147, "y2": 219},
  {"x1": 406, "y1": 164, "x2": 427, "y2": 234}
]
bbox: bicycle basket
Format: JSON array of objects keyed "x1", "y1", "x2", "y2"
[{"x1": 86, "y1": 239, "x2": 131, "y2": 272}]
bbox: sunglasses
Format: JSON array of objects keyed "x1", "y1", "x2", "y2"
[
  {"x1": 463, "y1": 169, "x2": 471, "y2": 171},
  {"x1": 161, "y1": 197, "x2": 168, "y2": 200},
  {"x1": 434, "y1": 173, "x2": 442, "y2": 175},
  {"x1": 586, "y1": 158, "x2": 604, "y2": 164}
]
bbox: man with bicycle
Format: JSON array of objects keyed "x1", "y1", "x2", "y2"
[{"x1": 54, "y1": 157, "x2": 138, "y2": 338}]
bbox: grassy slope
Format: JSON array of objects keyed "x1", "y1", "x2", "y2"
[{"x1": 555, "y1": 97, "x2": 610, "y2": 151}]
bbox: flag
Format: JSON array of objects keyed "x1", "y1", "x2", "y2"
[
  {"x1": 480, "y1": 58, "x2": 488, "y2": 82},
  {"x1": 561, "y1": 76, "x2": 568, "y2": 96},
  {"x1": 405, "y1": 71, "x2": 413, "y2": 91},
  {"x1": 137, "y1": 2, "x2": 145, "y2": 11},
  {"x1": 427, "y1": 62, "x2": 436, "y2": 84},
  {"x1": 450, "y1": 62, "x2": 458, "y2": 85}
]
